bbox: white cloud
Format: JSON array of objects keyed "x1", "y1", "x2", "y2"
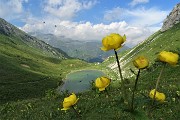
[
  {"x1": 126, "y1": 7, "x2": 169, "y2": 27},
  {"x1": 129, "y1": 0, "x2": 149, "y2": 7},
  {"x1": 21, "y1": 17, "x2": 153, "y2": 47},
  {"x1": 104, "y1": 7, "x2": 169, "y2": 27},
  {"x1": 43, "y1": 0, "x2": 97, "y2": 20},
  {"x1": 0, "y1": 0, "x2": 28, "y2": 19},
  {"x1": 102, "y1": 6, "x2": 170, "y2": 46},
  {"x1": 104, "y1": 7, "x2": 124, "y2": 21},
  {"x1": 10, "y1": 0, "x2": 169, "y2": 47}
]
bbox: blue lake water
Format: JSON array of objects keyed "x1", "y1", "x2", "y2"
[{"x1": 58, "y1": 70, "x2": 105, "y2": 93}]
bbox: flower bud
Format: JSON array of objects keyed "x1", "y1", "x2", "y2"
[
  {"x1": 133, "y1": 56, "x2": 149, "y2": 69},
  {"x1": 95, "y1": 77, "x2": 111, "y2": 91},
  {"x1": 61, "y1": 93, "x2": 79, "y2": 111}
]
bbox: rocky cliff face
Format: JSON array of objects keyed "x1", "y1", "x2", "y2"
[{"x1": 161, "y1": 3, "x2": 180, "y2": 32}]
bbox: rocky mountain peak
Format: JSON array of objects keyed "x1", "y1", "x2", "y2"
[
  {"x1": 0, "y1": 18, "x2": 27, "y2": 37},
  {"x1": 161, "y1": 3, "x2": 180, "y2": 32},
  {"x1": 0, "y1": 18, "x2": 17, "y2": 35}
]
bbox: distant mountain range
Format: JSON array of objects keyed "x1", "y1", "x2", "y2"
[{"x1": 30, "y1": 32, "x2": 130, "y2": 62}]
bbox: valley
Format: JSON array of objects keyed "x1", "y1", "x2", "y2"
[{"x1": 0, "y1": 18, "x2": 90, "y2": 103}]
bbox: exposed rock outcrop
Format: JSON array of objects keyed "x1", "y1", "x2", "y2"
[{"x1": 161, "y1": 3, "x2": 180, "y2": 32}]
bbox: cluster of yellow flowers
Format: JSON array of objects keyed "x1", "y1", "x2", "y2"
[
  {"x1": 61, "y1": 33, "x2": 179, "y2": 111},
  {"x1": 132, "y1": 51, "x2": 179, "y2": 102},
  {"x1": 61, "y1": 76, "x2": 111, "y2": 111}
]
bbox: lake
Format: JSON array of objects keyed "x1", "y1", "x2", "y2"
[{"x1": 58, "y1": 70, "x2": 105, "y2": 93}]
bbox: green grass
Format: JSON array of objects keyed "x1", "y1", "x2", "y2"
[
  {"x1": 0, "y1": 60, "x2": 180, "y2": 119},
  {"x1": 0, "y1": 20, "x2": 180, "y2": 119},
  {"x1": 0, "y1": 34, "x2": 90, "y2": 104}
]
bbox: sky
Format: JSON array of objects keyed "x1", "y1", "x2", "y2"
[{"x1": 0, "y1": 0, "x2": 179, "y2": 47}]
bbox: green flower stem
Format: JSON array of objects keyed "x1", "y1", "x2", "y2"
[
  {"x1": 105, "y1": 88, "x2": 110, "y2": 97},
  {"x1": 152, "y1": 63, "x2": 166, "y2": 105},
  {"x1": 71, "y1": 106, "x2": 80, "y2": 117},
  {"x1": 131, "y1": 69, "x2": 141, "y2": 111},
  {"x1": 114, "y1": 49, "x2": 126, "y2": 100}
]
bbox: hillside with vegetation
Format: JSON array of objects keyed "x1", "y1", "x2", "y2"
[
  {"x1": 0, "y1": 18, "x2": 90, "y2": 104},
  {"x1": 102, "y1": 22, "x2": 180, "y2": 79}
]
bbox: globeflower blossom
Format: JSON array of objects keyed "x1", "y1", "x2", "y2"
[
  {"x1": 61, "y1": 93, "x2": 79, "y2": 111},
  {"x1": 149, "y1": 89, "x2": 165, "y2": 102},
  {"x1": 100, "y1": 33, "x2": 126, "y2": 103},
  {"x1": 133, "y1": 56, "x2": 149, "y2": 69},
  {"x1": 101, "y1": 33, "x2": 126, "y2": 51},
  {"x1": 158, "y1": 51, "x2": 179, "y2": 65},
  {"x1": 95, "y1": 77, "x2": 111, "y2": 91}
]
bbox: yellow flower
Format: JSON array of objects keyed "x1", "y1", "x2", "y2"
[
  {"x1": 133, "y1": 56, "x2": 149, "y2": 69},
  {"x1": 95, "y1": 77, "x2": 111, "y2": 91},
  {"x1": 61, "y1": 93, "x2": 79, "y2": 111},
  {"x1": 149, "y1": 89, "x2": 165, "y2": 102},
  {"x1": 158, "y1": 51, "x2": 179, "y2": 65},
  {"x1": 101, "y1": 33, "x2": 126, "y2": 51}
]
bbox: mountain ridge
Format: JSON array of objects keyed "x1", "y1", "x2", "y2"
[
  {"x1": 0, "y1": 18, "x2": 69, "y2": 59},
  {"x1": 161, "y1": 3, "x2": 180, "y2": 31},
  {"x1": 30, "y1": 32, "x2": 130, "y2": 62}
]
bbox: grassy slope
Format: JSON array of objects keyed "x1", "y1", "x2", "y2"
[
  {"x1": 0, "y1": 60, "x2": 179, "y2": 119},
  {"x1": 102, "y1": 22, "x2": 180, "y2": 79},
  {"x1": 0, "y1": 23, "x2": 180, "y2": 119},
  {"x1": 0, "y1": 34, "x2": 89, "y2": 104}
]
